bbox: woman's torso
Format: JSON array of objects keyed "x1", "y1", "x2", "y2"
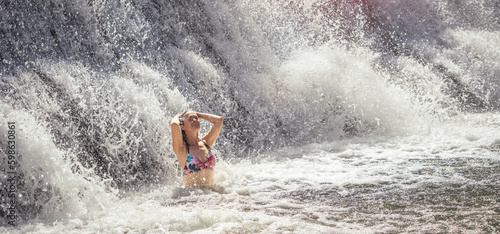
[{"x1": 182, "y1": 141, "x2": 216, "y2": 187}]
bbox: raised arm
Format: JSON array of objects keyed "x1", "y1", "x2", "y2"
[
  {"x1": 198, "y1": 112, "x2": 223, "y2": 148},
  {"x1": 170, "y1": 114, "x2": 185, "y2": 158}
]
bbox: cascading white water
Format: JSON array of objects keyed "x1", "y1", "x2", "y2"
[{"x1": 1, "y1": 0, "x2": 499, "y2": 232}]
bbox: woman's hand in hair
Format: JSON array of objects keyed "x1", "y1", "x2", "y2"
[
  {"x1": 171, "y1": 114, "x2": 182, "y2": 126},
  {"x1": 198, "y1": 113, "x2": 223, "y2": 149}
]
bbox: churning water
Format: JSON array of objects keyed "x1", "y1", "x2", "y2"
[{"x1": 1, "y1": 0, "x2": 499, "y2": 233}]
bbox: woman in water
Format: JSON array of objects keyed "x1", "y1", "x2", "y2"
[{"x1": 170, "y1": 110, "x2": 223, "y2": 187}]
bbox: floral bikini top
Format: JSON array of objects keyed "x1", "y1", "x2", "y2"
[{"x1": 183, "y1": 141, "x2": 216, "y2": 175}]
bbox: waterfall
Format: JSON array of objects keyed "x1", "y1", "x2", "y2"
[{"x1": 1, "y1": 0, "x2": 499, "y2": 224}]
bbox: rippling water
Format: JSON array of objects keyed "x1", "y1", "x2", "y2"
[{"x1": 4, "y1": 113, "x2": 498, "y2": 233}]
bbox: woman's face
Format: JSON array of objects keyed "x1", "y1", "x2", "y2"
[{"x1": 181, "y1": 111, "x2": 200, "y2": 132}]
